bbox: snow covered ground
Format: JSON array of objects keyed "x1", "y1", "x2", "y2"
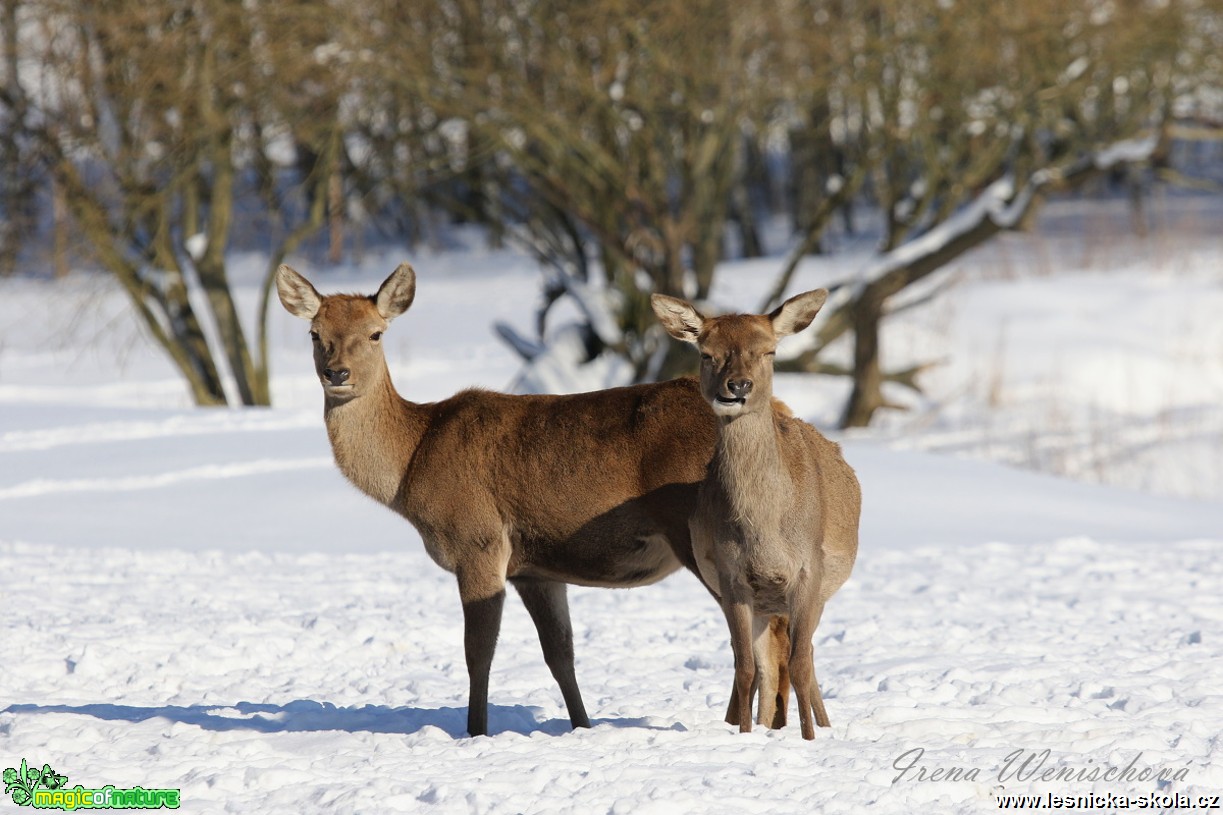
[{"x1": 2, "y1": 194, "x2": 1222, "y2": 813}]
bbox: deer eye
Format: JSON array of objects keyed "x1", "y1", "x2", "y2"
[
  {"x1": 309, "y1": 331, "x2": 320, "y2": 342},
  {"x1": 369, "y1": 331, "x2": 383, "y2": 342},
  {"x1": 700, "y1": 353, "x2": 712, "y2": 361}
]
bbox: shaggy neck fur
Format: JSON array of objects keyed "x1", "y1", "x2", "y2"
[{"x1": 715, "y1": 409, "x2": 791, "y2": 534}]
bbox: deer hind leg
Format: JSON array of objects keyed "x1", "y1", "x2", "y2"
[
  {"x1": 723, "y1": 652, "x2": 765, "y2": 727},
  {"x1": 809, "y1": 649, "x2": 831, "y2": 730},
  {"x1": 751, "y1": 614, "x2": 791, "y2": 728},
  {"x1": 788, "y1": 600, "x2": 828, "y2": 740},
  {"x1": 724, "y1": 692, "x2": 742, "y2": 727},
  {"x1": 763, "y1": 615, "x2": 791, "y2": 729},
  {"x1": 512, "y1": 578, "x2": 591, "y2": 730},
  {"x1": 723, "y1": 676, "x2": 757, "y2": 727}
]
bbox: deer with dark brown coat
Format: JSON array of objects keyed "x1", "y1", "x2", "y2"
[
  {"x1": 652, "y1": 289, "x2": 861, "y2": 740},
  {"x1": 276, "y1": 262, "x2": 792, "y2": 737}
]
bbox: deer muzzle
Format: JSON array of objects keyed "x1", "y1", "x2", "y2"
[
  {"x1": 323, "y1": 367, "x2": 351, "y2": 387},
  {"x1": 711, "y1": 378, "x2": 752, "y2": 415}
]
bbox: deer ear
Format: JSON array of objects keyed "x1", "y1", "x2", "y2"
[
  {"x1": 375, "y1": 263, "x2": 417, "y2": 321},
  {"x1": 651, "y1": 294, "x2": 706, "y2": 344},
  {"x1": 769, "y1": 289, "x2": 828, "y2": 338},
  {"x1": 276, "y1": 265, "x2": 322, "y2": 320}
]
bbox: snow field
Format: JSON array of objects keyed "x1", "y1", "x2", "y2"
[
  {"x1": 2, "y1": 536, "x2": 1219, "y2": 813},
  {"x1": 2, "y1": 192, "x2": 1221, "y2": 812}
]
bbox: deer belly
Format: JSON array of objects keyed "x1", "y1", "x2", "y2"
[{"x1": 516, "y1": 533, "x2": 681, "y2": 588}]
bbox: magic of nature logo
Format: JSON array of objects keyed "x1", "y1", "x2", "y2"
[{"x1": 3, "y1": 759, "x2": 180, "y2": 810}]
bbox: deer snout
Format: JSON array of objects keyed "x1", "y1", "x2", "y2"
[
  {"x1": 726, "y1": 378, "x2": 753, "y2": 399},
  {"x1": 711, "y1": 376, "x2": 753, "y2": 413},
  {"x1": 323, "y1": 367, "x2": 351, "y2": 386}
]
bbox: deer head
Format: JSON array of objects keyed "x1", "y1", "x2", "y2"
[
  {"x1": 276, "y1": 263, "x2": 417, "y2": 402},
  {"x1": 652, "y1": 289, "x2": 828, "y2": 418}
]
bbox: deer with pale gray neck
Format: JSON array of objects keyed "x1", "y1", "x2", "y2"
[
  {"x1": 652, "y1": 289, "x2": 861, "y2": 739},
  {"x1": 276, "y1": 262, "x2": 793, "y2": 737}
]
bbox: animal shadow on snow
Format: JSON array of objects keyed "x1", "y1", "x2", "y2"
[{"x1": 3, "y1": 701, "x2": 682, "y2": 738}]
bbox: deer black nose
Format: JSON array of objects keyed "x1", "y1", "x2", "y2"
[
  {"x1": 324, "y1": 368, "x2": 350, "y2": 386},
  {"x1": 727, "y1": 379, "x2": 753, "y2": 398}
]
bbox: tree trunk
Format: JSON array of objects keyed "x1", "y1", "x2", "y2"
[
  {"x1": 691, "y1": 224, "x2": 721, "y2": 300},
  {"x1": 51, "y1": 177, "x2": 69, "y2": 279},
  {"x1": 162, "y1": 277, "x2": 230, "y2": 406},
  {"x1": 654, "y1": 337, "x2": 699, "y2": 383},
  {"x1": 0, "y1": 0, "x2": 27, "y2": 277},
  {"x1": 758, "y1": 163, "x2": 867, "y2": 313},
  {"x1": 327, "y1": 166, "x2": 344, "y2": 263},
  {"x1": 732, "y1": 137, "x2": 764, "y2": 259},
  {"x1": 840, "y1": 288, "x2": 887, "y2": 428},
  {"x1": 192, "y1": 38, "x2": 267, "y2": 407},
  {"x1": 50, "y1": 153, "x2": 230, "y2": 406}
]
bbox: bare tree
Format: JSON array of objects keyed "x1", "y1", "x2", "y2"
[
  {"x1": 359, "y1": 0, "x2": 1196, "y2": 414},
  {"x1": 0, "y1": 0, "x2": 39, "y2": 276},
  {"x1": 2, "y1": 0, "x2": 1211, "y2": 414},
  {"x1": 358, "y1": 0, "x2": 794, "y2": 382},
  {"x1": 5, "y1": 0, "x2": 343, "y2": 405},
  {"x1": 763, "y1": 0, "x2": 1192, "y2": 427}
]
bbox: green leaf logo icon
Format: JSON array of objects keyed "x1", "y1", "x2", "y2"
[
  {"x1": 4, "y1": 758, "x2": 68, "y2": 807},
  {"x1": 41, "y1": 764, "x2": 68, "y2": 790}
]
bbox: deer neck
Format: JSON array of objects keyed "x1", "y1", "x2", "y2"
[
  {"x1": 714, "y1": 407, "x2": 789, "y2": 532},
  {"x1": 322, "y1": 368, "x2": 429, "y2": 508}
]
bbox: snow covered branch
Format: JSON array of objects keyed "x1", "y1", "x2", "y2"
[
  {"x1": 777, "y1": 131, "x2": 1163, "y2": 427},
  {"x1": 793, "y1": 132, "x2": 1164, "y2": 360}
]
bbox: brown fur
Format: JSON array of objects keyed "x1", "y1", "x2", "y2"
[
  {"x1": 276, "y1": 263, "x2": 790, "y2": 737},
  {"x1": 653, "y1": 289, "x2": 862, "y2": 740}
]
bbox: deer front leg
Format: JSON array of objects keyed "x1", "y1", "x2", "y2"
[
  {"x1": 788, "y1": 599, "x2": 827, "y2": 740},
  {"x1": 721, "y1": 597, "x2": 757, "y2": 734},
  {"x1": 512, "y1": 578, "x2": 591, "y2": 730},
  {"x1": 458, "y1": 566, "x2": 507, "y2": 738}
]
